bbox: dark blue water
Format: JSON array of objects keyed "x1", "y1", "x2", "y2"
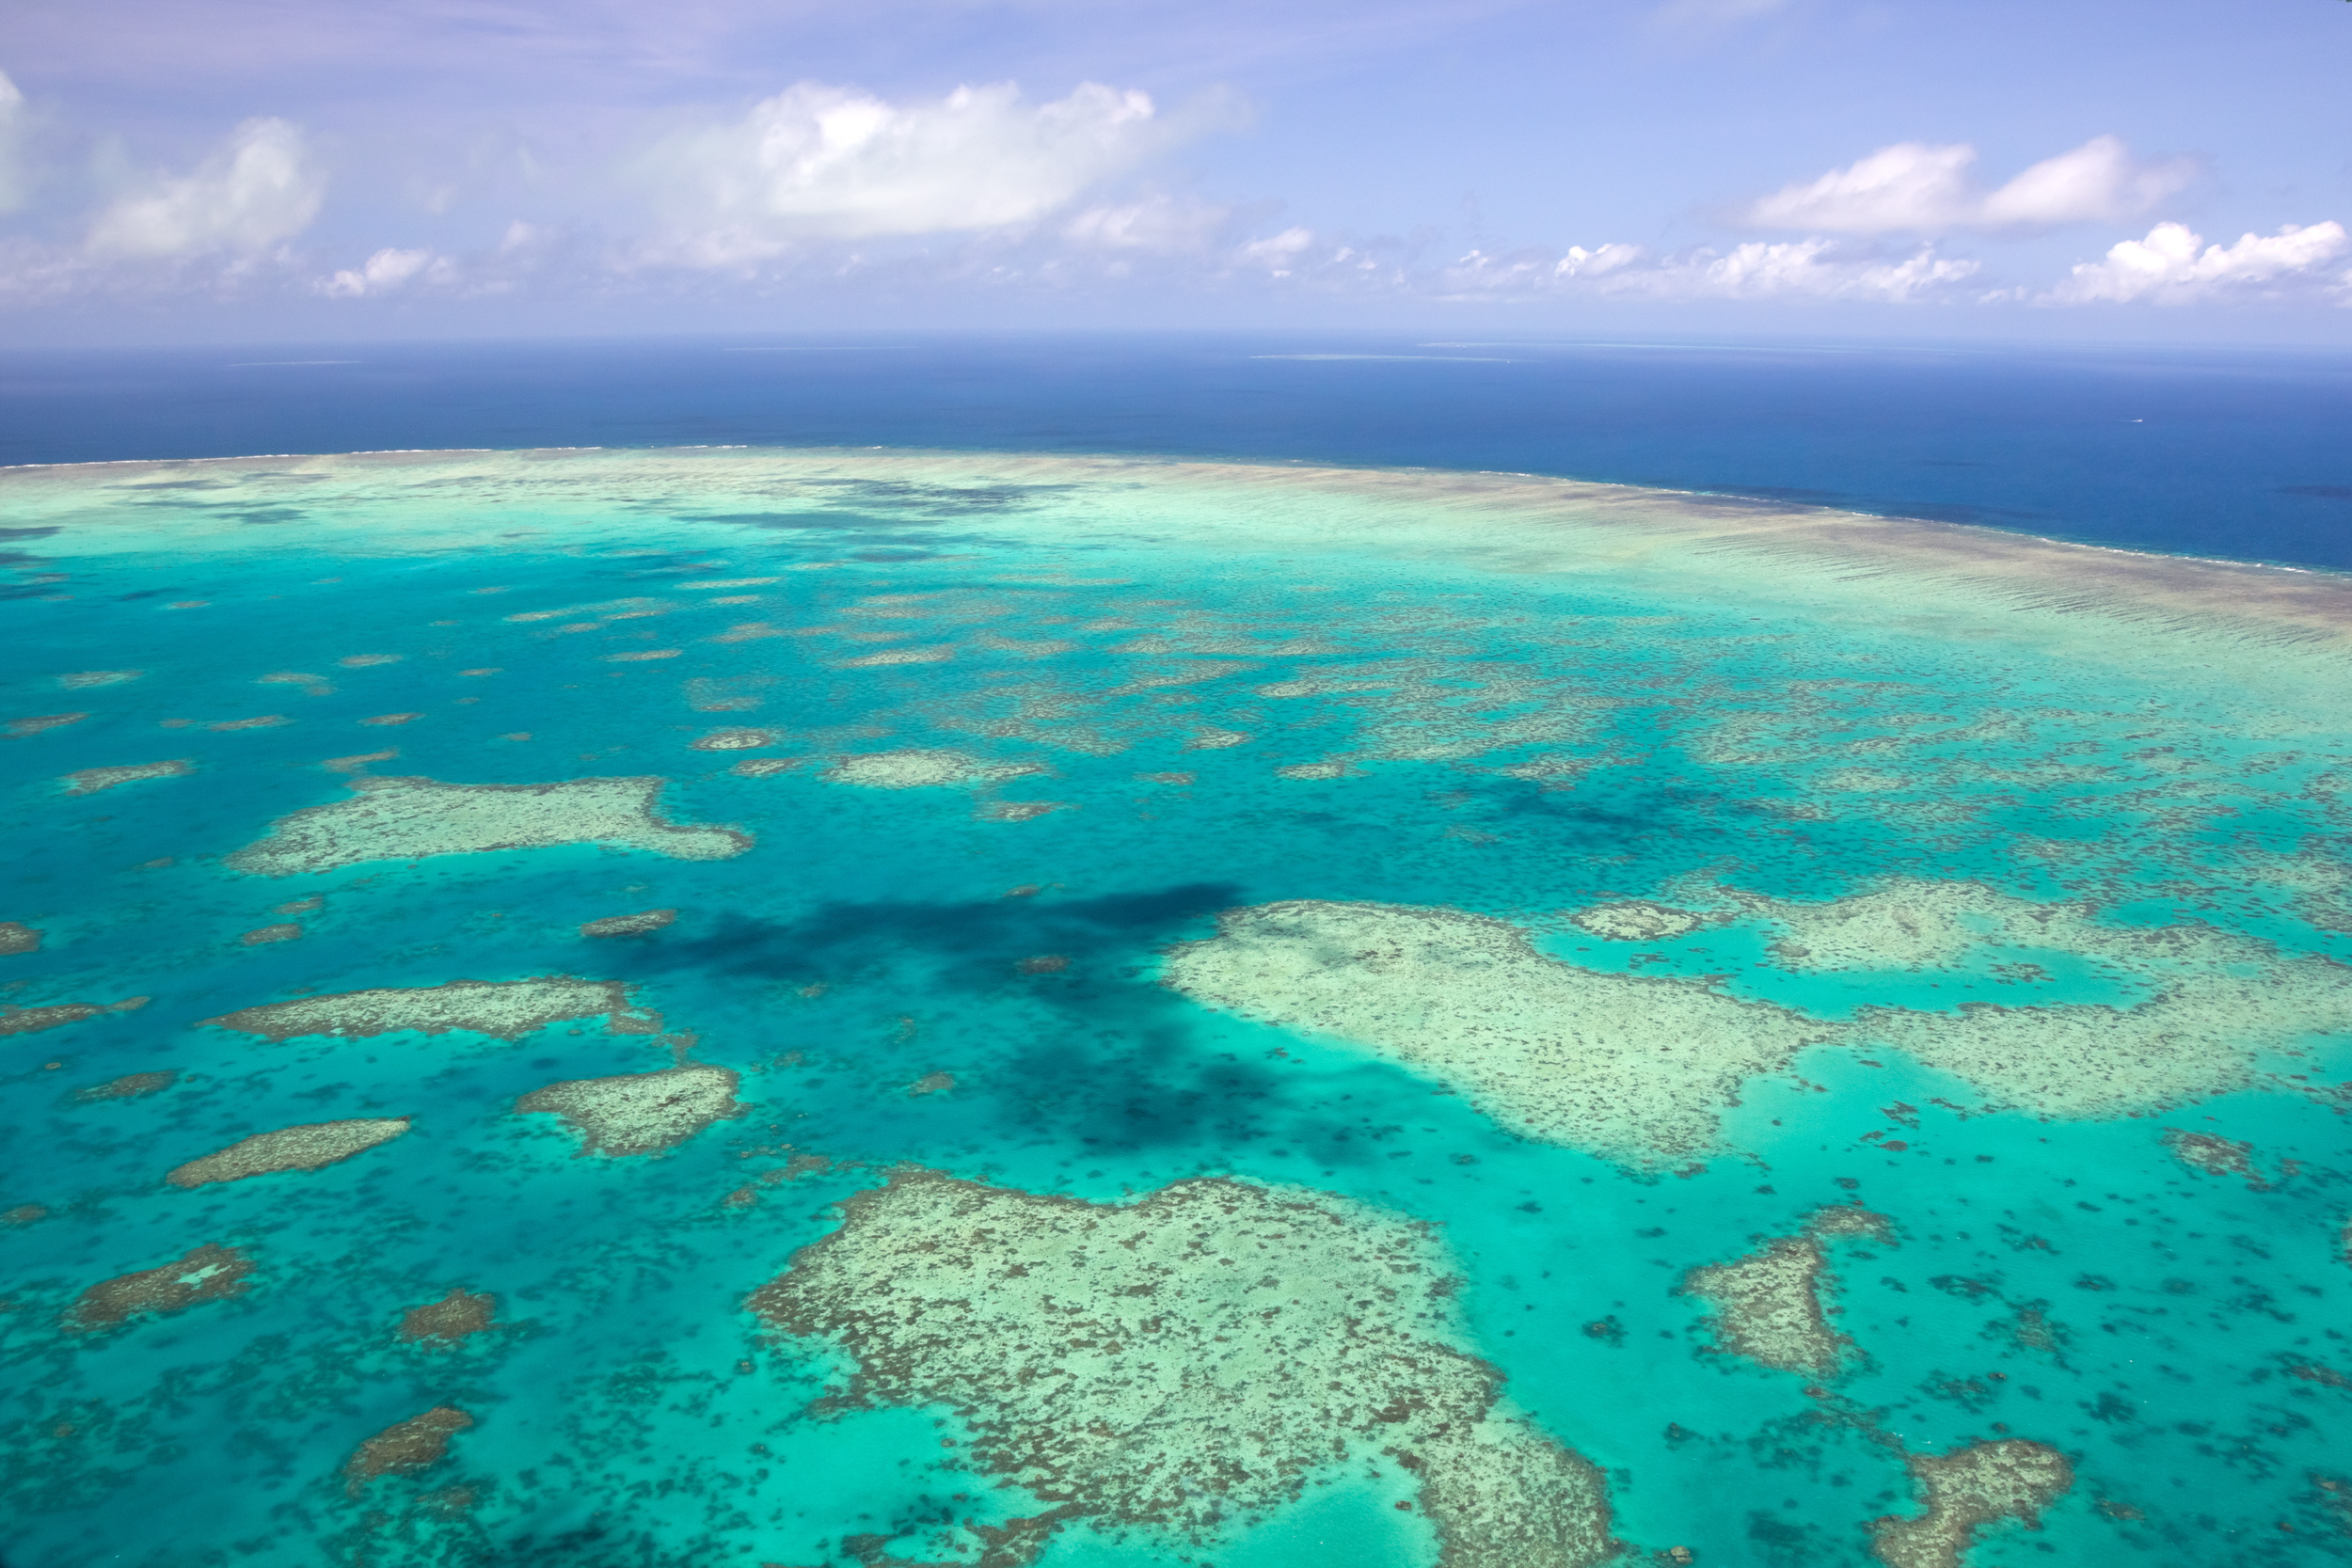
[{"x1": 4, "y1": 333, "x2": 2350, "y2": 569}]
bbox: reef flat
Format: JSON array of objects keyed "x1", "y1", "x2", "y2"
[
  {"x1": 1871, "y1": 1441, "x2": 2074, "y2": 1568},
  {"x1": 1680, "y1": 1208, "x2": 1893, "y2": 1381},
  {"x1": 228, "y1": 774, "x2": 750, "y2": 874},
  {"x1": 66, "y1": 1243, "x2": 254, "y2": 1331},
  {"x1": 166, "y1": 1117, "x2": 410, "y2": 1187},
  {"x1": 517, "y1": 1065, "x2": 745, "y2": 1155},
  {"x1": 1162, "y1": 899, "x2": 1826, "y2": 1163},
  {"x1": 204, "y1": 976, "x2": 644, "y2": 1041},
  {"x1": 752, "y1": 1168, "x2": 1617, "y2": 1567}
]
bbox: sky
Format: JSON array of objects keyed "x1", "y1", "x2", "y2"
[{"x1": 0, "y1": 0, "x2": 2347, "y2": 343}]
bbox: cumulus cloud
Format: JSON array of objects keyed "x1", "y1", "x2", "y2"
[
  {"x1": 1440, "y1": 237, "x2": 1979, "y2": 303},
  {"x1": 85, "y1": 117, "x2": 325, "y2": 257},
  {"x1": 319, "y1": 245, "x2": 456, "y2": 297},
  {"x1": 1238, "y1": 226, "x2": 1315, "y2": 275},
  {"x1": 641, "y1": 79, "x2": 1218, "y2": 262},
  {"x1": 1742, "y1": 135, "x2": 2196, "y2": 235},
  {"x1": 2042, "y1": 220, "x2": 2351, "y2": 306}
]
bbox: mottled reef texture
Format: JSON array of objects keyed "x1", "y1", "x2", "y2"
[
  {"x1": 2162, "y1": 1128, "x2": 2268, "y2": 1188},
  {"x1": 823, "y1": 748, "x2": 1043, "y2": 789},
  {"x1": 226, "y1": 774, "x2": 750, "y2": 875},
  {"x1": 517, "y1": 1065, "x2": 745, "y2": 1155},
  {"x1": 67, "y1": 1243, "x2": 254, "y2": 1331},
  {"x1": 580, "y1": 908, "x2": 676, "y2": 939},
  {"x1": 166, "y1": 1117, "x2": 410, "y2": 1187},
  {"x1": 1870, "y1": 1440, "x2": 2074, "y2": 1568},
  {"x1": 345, "y1": 1407, "x2": 472, "y2": 1495},
  {"x1": 399, "y1": 1288, "x2": 497, "y2": 1344},
  {"x1": 0, "y1": 921, "x2": 40, "y2": 955},
  {"x1": 1162, "y1": 900, "x2": 1829, "y2": 1164},
  {"x1": 1679, "y1": 1208, "x2": 1894, "y2": 1380},
  {"x1": 751, "y1": 1168, "x2": 1619, "y2": 1568},
  {"x1": 1566, "y1": 902, "x2": 1710, "y2": 942},
  {"x1": 76, "y1": 1069, "x2": 177, "y2": 1101},
  {"x1": 61, "y1": 759, "x2": 190, "y2": 795},
  {"x1": 0, "y1": 1003, "x2": 102, "y2": 1037},
  {"x1": 1170, "y1": 890, "x2": 2352, "y2": 1160},
  {"x1": 205, "y1": 976, "x2": 644, "y2": 1041}
]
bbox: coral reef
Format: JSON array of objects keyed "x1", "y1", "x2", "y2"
[
  {"x1": 2162, "y1": 1129, "x2": 2267, "y2": 1188},
  {"x1": 166, "y1": 1117, "x2": 411, "y2": 1187},
  {"x1": 67, "y1": 1243, "x2": 254, "y2": 1330},
  {"x1": 226, "y1": 775, "x2": 751, "y2": 874},
  {"x1": 1870, "y1": 1440, "x2": 2074, "y2": 1568},
  {"x1": 344, "y1": 1407, "x2": 473, "y2": 1494},
  {"x1": 0, "y1": 921, "x2": 43, "y2": 955},
  {"x1": 824, "y1": 749, "x2": 1041, "y2": 789},
  {"x1": 517, "y1": 1065, "x2": 745, "y2": 1155},
  {"x1": 205, "y1": 976, "x2": 644, "y2": 1041},
  {"x1": 750, "y1": 1168, "x2": 1618, "y2": 1567},
  {"x1": 62, "y1": 759, "x2": 191, "y2": 795},
  {"x1": 1163, "y1": 900, "x2": 1825, "y2": 1162},
  {"x1": 1567, "y1": 903, "x2": 1710, "y2": 942},
  {"x1": 76, "y1": 1070, "x2": 177, "y2": 1101},
  {"x1": 580, "y1": 909, "x2": 676, "y2": 938},
  {"x1": 399, "y1": 1288, "x2": 498, "y2": 1344},
  {"x1": 1680, "y1": 1208, "x2": 1893, "y2": 1379}
]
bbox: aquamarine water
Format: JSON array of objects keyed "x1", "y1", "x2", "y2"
[{"x1": 4, "y1": 446, "x2": 2350, "y2": 1567}]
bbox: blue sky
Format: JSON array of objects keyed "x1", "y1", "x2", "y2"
[{"x1": 1, "y1": 0, "x2": 2347, "y2": 341}]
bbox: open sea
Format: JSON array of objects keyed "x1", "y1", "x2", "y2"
[{"x1": 4, "y1": 335, "x2": 2352, "y2": 1568}]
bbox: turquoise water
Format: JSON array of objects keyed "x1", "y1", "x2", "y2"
[{"x1": 4, "y1": 447, "x2": 2351, "y2": 1567}]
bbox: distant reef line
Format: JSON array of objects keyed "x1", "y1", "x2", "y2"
[{"x1": 10, "y1": 443, "x2": 2352, "y2": 670}]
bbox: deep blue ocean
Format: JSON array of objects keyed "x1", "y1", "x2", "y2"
[{"x1": 4, "y1": 333, "x2": 2349, "y2": 569}]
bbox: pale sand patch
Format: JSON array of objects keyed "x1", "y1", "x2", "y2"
[
  {"x1": 167, "y1": 1117, "x2": 410, "y2": 1187},
  {"x1": 1274, "y1": 761, "x2": 1359, "y2": 781},
  {"x1": 729, "y1": 757, "x2": 802, "y2": 777},
  {"x1": 1679, "y1": 1207, "x2": 1894, "y2": 1380},
  {"x1": 259, "y1": 672, "x2": 333, "y2": 694},
  {"x1": 1184, "y1": 728, "x2": 1250, "y2": 750},
  {"x1": 752, "y1": 1169, "x2": 1618, "y2": 1567},
  {"x1": 606, "y1": 649, "x2": 682, "y2": 662},
  {"x1": 1871, "y1": 1441, "x2": 2074, "y2": 1568},
  {"x1": 906, "y1": 1070, "x2": 956, "y2": 1096},
  {"x1": 359, "y1": 712, "x2": 421, "y2": 726},
  {"x1": 1163, "y1": 900, "x2": 1826, "y2": 1163},
  {"x1": 517, "y1": 1065, "x2": 744, "y2": 1155},
  {"x1": 833, "y1": 645, "x2": 954, "y2": 667},
  {"x1": 204, "y1": 976, "x2": 645, "y2": 1041},
  {"x1": 458, "y1": 668, "x2": 501, "y2": 677},
  {"x1": 7, "y1": 712, "x2": 87, "y2": 736},
  {"x1": 62, "y1": 759, "x2": 191, "y2": 795},
  {"x1": 676, "y1": 577, "x2": 781, "y2": 589},
  {"x1": 823, "y1": 749, "x2": 1043, "y2": 790},
  {"x1": 580, "y1": 909, "x2": 676, "y2": 939},
  {"x1": 213, "y1": 715, "x2": 291, "y2": 731},
  {"x1": 239, "y1": 923, "x2": 303, "y2": 944},
  {"x1": 58, "y1": 671, "x2": 141, "y2": 689},
  {"x1": 339, "y1": 654, "x2": 405, "y2": 667},
  {"x1": 691, "y1": 728, "x2": 778, "y2": 751},
  {"x1": 0, "y1": 922, "x2": 40, "y2": 956},
  {"x1": 322, "y1": 749, "x2": 397, "y2": 772},
  {"x1": 226, "y1": 774, "x2": 751, "y2": 874},
  {"x1": 708, "y1": 622, "x2": 794, "y2": 643}
]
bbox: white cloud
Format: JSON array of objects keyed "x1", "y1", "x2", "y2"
[
  {"x1": 1440, "y1": 237, "x2": 1979, "y2": 303},
  {"x1": 1063, "y1": 193, "x2": 1230, "y2": 252},
  {"x1": 1742, "y1": 135, "x2": 2196, "y2": 235},
  {"x1": 641, "y1": 79, "x2": 1211, "y2": 261},
  {"x1": 0, "y1": 71, "x2": 27, "y2": 214},
  {"x1": 1238, "y1": 226, "x2": 1315, "y2": 275},
  {"x1": 2042, "y1": 220, "x2": 2352, "y2": 305},
  {"x1": 85, "y1": 118, "x2": 325, "y2": 257},
  {"x1": 319, "y1": 245, "x2": 456, "y2": 297}
]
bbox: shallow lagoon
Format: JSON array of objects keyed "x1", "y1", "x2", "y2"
[{"x1": 4, "y1": 447, "x2": 2351, "y2": 1567}]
